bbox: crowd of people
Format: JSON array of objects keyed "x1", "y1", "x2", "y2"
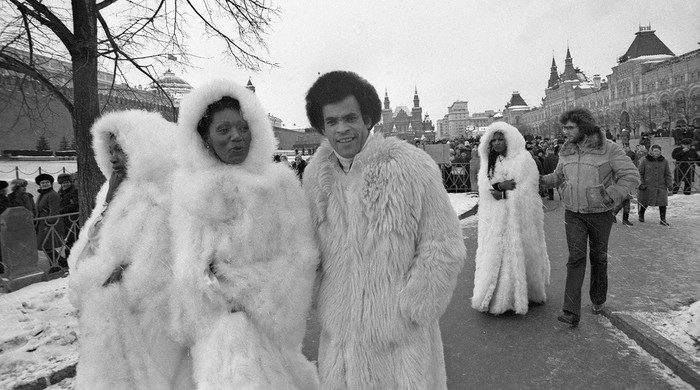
[{"x1": 0, "y1": 68, "x2": 698, "y2": 389}]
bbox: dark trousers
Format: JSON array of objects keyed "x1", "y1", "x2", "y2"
[{"x1": 563, "y1": 210, "x2": 613, "y2": 316}]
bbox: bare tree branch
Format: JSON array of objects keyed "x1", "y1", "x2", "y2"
[{"x1": 7, "y1": 0, "x2": 75, "y2": 55}]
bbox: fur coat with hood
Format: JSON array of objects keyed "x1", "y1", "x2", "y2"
[
  {"x1": 67, "y1": 110, "x2": 193, "y2": 390},
  {"x1": 169, "y1": 79, "x2": 320, "y2": 390},
  {"x1": 303, "y1": 133, "x2": 466, "y2": 390},
  {"x1": 472, "y1": 122, "x2": 550, "y2": 315}
]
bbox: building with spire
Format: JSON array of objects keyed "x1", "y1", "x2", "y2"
[
  {"x1": 512, "y1": 26, "x2": 699, "y2": 138},
  {"x1": 376, "y1": 87, "x2": 435, "y2": 141}
]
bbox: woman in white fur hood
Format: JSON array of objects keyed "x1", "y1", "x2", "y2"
[
  {"x1": 67, "y1": 110, "x2": 193, "y2": 389},
  {"x1": 471, "y1": 121, "x2": 550, "y2": 315},
  {"x1": 170, "y1": 79, "x2": 320, "y2": 390}
]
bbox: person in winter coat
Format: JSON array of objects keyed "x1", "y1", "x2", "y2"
[
  {"x1": 541, "y1": 109, "x2": 639, "y2": 327},
  {"x1": 303, "y1": 71, "x2": 466, "y2": 390},
  {"x1": 169, "y1": 80, "x2": 320, "y2": 390},
  {"x1": 0, "y1": 180, "x2": 9, "y2": 216},
  {"x1": 57, "y1": 173, "x2": 80, "y2": 257},
  {"x1": 671, "y1": 138, "x2": 697, "y2": 195},
  {"x1": 34, "y1": 173, "x2": 63, "y2": 265},
  {"x1": 67, "y1": 110, "x2": 193, "y2": 390},
  {"x1": 542, "y1": 147, "x2": 559, "y2": 200},
  {"x1": 291, "y1": 153, "x2": 306, "y2": 181},
  {"x1": 638, "y1": 145, "x2": 673, "y2": 226},
  {"x1": 472, "y1": 122, "x2": 550, "y2": 315},
  {"x1": 7, "y1": 179, "x2": 35, "y2": 215},
  {"x1": 469, "y1": 145, "x2": 480, "y2": 193}
]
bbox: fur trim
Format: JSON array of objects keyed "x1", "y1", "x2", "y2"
[
  {"x1": 303, "y1": 134, "x2": 465, "y2": 389},
  {"x1": 472, "y1": 122, "x2": 550, "y2": 315},
  {"x1": 175, "y1": 79, "x2": 278, "y2": 174},
  {"x1": 92, "y1": 110, "x2": 177, "y2": 183}
]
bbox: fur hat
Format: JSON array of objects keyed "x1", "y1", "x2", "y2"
[
  {"x1": 35, "y1": 173, "x2": 54, "y2": 185},
  {"x1": 57, "y1": 173, "x2": 73, "y2": 184},
  {"x1": 0, "y1": 180, "x2": 8, "y2": 190},
  {"x1": 10, "y1": 178, "x2": 27, "y2": 191}
]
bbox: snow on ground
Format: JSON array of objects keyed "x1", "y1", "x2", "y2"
[
  {"x1": 0, "y1": 192, "x2": 696, "y2": 389},
  {"x1": 0, "y1": 279, "x2": 78, "y2": 389}
]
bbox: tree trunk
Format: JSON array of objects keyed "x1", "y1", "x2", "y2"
[{"x1": 71, "y1": 0, "x2": 104, "y2": 224}]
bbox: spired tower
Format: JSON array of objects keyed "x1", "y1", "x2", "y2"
[
  {"x1": 411, "y1": 86, "x2": 422, "y2": 123},
  {"x1": 562, "y1": 47, "x2": 578, "y2": 81},
  {"x1": 246, "y1": 78, "x2": 256, "y2": 93},
  {"x1": 381, "y1": 89, "x2": 393, "y2": 131},
  {"x1": 548, "y1": 57, "x2": 560, "y2": 88}
]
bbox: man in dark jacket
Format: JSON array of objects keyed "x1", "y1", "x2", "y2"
[
  {"x1": 0, "y1": 180, "x2": 9, "y2": 216},
  {"x1": 291, "y1": 154, "x2": 307, "y2": 181},
  {"x1": 542, "y1": 147, "x2": 559, "y2": 200},
  {"x1": 671, "y1": 138, "x2": 698, "y2": 195},
  {"x1": 35, "y1": 173, "x2": 63, "y2": 268},
  {"x1": 57, "y1": 173, "x2": 79, "y2": 257}
]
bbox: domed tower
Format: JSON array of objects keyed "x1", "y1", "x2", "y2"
[{"x1": 149, "y1": 69, "x2": 193, "y2": 106}]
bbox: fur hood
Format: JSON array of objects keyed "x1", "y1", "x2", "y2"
[
  {"x1": 175, "y1": 79, "x2": 278, "y2": 174},
  {"x1": 92, "y1": 110, "x2": 177, "y2": 183},
  {"x1": 478, "y1": 121, "x2": 527, "y2": 165}
]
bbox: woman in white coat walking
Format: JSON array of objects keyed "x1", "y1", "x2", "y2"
[{"x1": 472, "y1": 122, "x2": 550, "y2": 315}]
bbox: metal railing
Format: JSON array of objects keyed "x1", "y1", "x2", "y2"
[
  {"x1": 440, "y1": 163, "x2": 474, "y2": 193},
  {"x1": 32, "y1": 211, "x2": 81, "y2": 272},
  {"x1": 0, "y1": 166, "x2": 75, "y2": 180},
  {"x1": 671, "y1": 161, "x2": 700, "y2": 194}
]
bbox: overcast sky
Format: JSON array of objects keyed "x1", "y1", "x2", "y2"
[{"x1": 137, "y1": 0, "x2": 700, "y2": 129}]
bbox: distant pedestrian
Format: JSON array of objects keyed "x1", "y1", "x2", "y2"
[
  {"x1": 542, "y1": 147, "x2": 558, "y2": 200},
  {"x1": 35, "y1": 173, "x2": 63, "y2": 266},
  {"x1": 634, "y1": 144, "x2": 648, "y2": 167},
  {"x1": 472, "y1": 122, "x2": 550, "y2": 315},
  {"x1": 620, "y1": 128, "x2": 630, "y2": 147},
  {"x1": 671, "y1": 138, "x2": 697, "y2": 195},
  {"x1": 469, "y1": 145, "x2": 480, "y2": 193},
  {"x1": 57, "y1": 173, "x2": 79, "y2": 259},
  {"x1": 291, "y1": 153, "x2": 306, "y2": 181},
  {"x1": 540, "y1": 108, "x2": 639, "y2": 327},
  {"x1": 638, "y1": 145, "x2": 673, "y2": 226},
  {"x1": 0, "y1": 180, "x2": 9, "y2": 216},
  {"x1": 7, "y1": 179, "x2": 35, "y2": 215}
]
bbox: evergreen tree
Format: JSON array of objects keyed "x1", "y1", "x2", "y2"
[
  {"x1": 59, "y1": 136, "x2": 70, "y2": 151},
  {"x1": 70, "y1": 139, "x2": 77, "y2": 150},
  {"x1": 36, "y1": 135, "x2": 50, "y2": 151}
]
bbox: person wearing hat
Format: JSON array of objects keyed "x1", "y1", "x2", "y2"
[
  {"x1": 57, "y1": 173, "x2": 80, "y2": 256},
  {"x1": 672, "y1": 138, "x2": 698, "y2": 195},
  {"x1": 7, "y1": 179, "x2": 36, "y2": 215},
  {"x1": 35, "y1": 173, "x2": 63, "y2": 267}
]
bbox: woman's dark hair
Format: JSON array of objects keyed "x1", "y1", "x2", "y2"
[
  {"x1": 559, "y1": 108, "x2": 598, "y2": 136},
  {"x1": 305, "y1": 71, "x2": 382, "y2": 135},
  {"x1": 196, "y1": 96, "x2": 241, "y2": 139},
  {"x1": 486, "y1": 131, "x2": 506, "y2": 179}
]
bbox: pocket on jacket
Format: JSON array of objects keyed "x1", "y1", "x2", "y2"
[{"x1": 585, "y1": 184, "x2": 611, "y2": 209}]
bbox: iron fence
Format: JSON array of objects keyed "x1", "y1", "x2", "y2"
[
  {"x1": 671, "y1": 161, "x2": 700, "y2": 194},
  {"x1": 32, "y1": 211, "x2": 81, "y2": 272},
  {"x1": 0, "y1": 166, "x2": 76, "y2": 180},
  {"x1": 440, "y1": 163, "x2": 474, "y2": 193}
]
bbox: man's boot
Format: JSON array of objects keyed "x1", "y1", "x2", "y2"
[{"x1": 622, "y1": 211, "x2": 633, "y2": 226}]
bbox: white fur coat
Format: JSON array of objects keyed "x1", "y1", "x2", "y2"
[
  {"x1": 471, "y1": 122, "x2": 550, "y2": 315},
  {"x1": 67, "y1": 110, "x2": 193, "y2": 389},
  {"x1": 170, "y1": 80, "x2": 320, "y2": 390},
  {"x1": 303, "y1": 134, "x2": 466, "y2": 390}
]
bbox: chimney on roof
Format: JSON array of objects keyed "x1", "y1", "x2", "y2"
[{"x1": 593, "y1": 74, "x2": 601, "y2": 89}]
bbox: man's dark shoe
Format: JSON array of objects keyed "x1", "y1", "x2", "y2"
[
  {"x1": 557, "y1": 312, "x2": 580, "y2": 326},
  {"x1": 592, "y1": 304, "x2": 605, "y2": 314},
  {"x1": 622, "y1": 219, "x2": 633, "y2": 226},
  {"x1": 638, "y1": 216, "x2": 645, "y2": 222}
]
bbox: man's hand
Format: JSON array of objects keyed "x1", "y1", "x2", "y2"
[{"x1": 489, "y1": 189, "x2": 504, "y2": 200}]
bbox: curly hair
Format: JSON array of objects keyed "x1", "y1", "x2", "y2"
[
  {"x1": 559, "y1": 108, "x2": 598, "y2": 136},
  {"x1": 305, "y1": 71, "x2": 381, "y2": 134}
]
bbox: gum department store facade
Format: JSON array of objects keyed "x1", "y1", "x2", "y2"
[{"x1": 505, "y1": 26, "x2": 700, "y2": 138}]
